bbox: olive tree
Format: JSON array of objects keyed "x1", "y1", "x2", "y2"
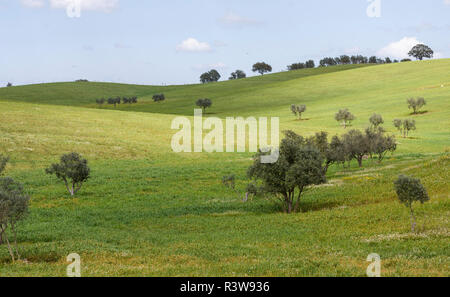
[
  {"x1": 408, "y1": 44, "x2": 434, "y2": 61},
  {"x1": 403, "y1": 119, "x2": 416, "y2": 138},
  {"x1": 196, "y1": 98, "x2": 212, "y2": 113},
  {"x1": 335, "y1": 109, "x2": 355, "y2": 128},
  {"x1": 290, "y1": 104, "x2": 307, "y2": 120},
  {"x1": 252, "y1": 62, "x2": 272, "y2": 75},
  {"x1": 394, "y1": 175, "x2": 429, "y2": 232},
  {"x1": 229, "y1": 70, "x2": 246, "y2": 80},
  {"x1": 407, "y1": 97, "x2": 426, "y2": 114},
  {"x1": 0, "y1": 157, "x2": 30, "y2": 262},
  {"x1": 96, "y1": 98, "x2": 105, "y2": 107},
  {"x1": 153, "y1": 94, "x2": 166, "y2": 103},
  {"x1": 45, "y1": 152, "x2": 91, "y2": 197},
  {"x1": 342, "y1": 129, "x2": 369, "y2": 167},
  {"x1": 248, "y1": 131, "x2": 326, "y2": 213},
  {"x1": 369, "y1": 114, "x2": 384, "y2": 129},
  {"x1": 200, "y1": 70, "x2": 221, "y2": 83}
]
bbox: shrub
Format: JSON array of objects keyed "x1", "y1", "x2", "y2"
[
  {"x1": 45, "y1": 152, "x2": 91, "y2": 197},
  {"x1": 248, "y1": 131, "x2": 326, "y2": 213},
  {"x1": 394, "y1": 175, "x2": 430, "y2": 232},
  {"x1": 335, "y1": 109, "x2": 355, "y2": 128}
]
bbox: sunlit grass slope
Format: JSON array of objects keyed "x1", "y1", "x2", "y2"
[{"x1": 0, "y1": 60, "x2": 448, "y2": 276}]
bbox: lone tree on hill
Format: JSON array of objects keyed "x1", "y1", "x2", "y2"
[
  {"x1": 291, "y1": 104, "x2": 307, "y2": 120},
  {"x1": 248, "y1": 131, "x2": 326, "y2": 213},
  {"x1": 408, "y1": 44, "x2": 434, "y2": 61},
  {"x1": 335, "y1": 109, "x2": 355, "y2": 128},
  {"x1": 200, "y1": 69, "x2": 221, "y2": 83},
  {"x1": 229, "y1": 70, "x2": 246, "y2": 80},
  {"x1": 45, "y1": 152, "x2": 91, "y2": 197},
  {"x1": 394, "y1": 175, "x2": 429, "y2": 232},
  {"x1": 196, "y1": 98, "x2": 212, "y2": 113},
  {"x1": 407, "y1": 97, "x2": 426, "y2": 114},
  {"x1": 252, "y1": 62, "x2": 272, "y2": 75}
]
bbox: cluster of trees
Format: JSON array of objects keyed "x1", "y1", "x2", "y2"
[
  {"x1": 6, "y1": 82, "x2": 12, "y2": 87},
  {"x1": 291, "y1": 104, "x2": 307, "y2": 120},
  {"x1": 229, "y1": 70, "x2": 246, "y2": 80},
  {"x1": 96, "y1": 96, "x2": 138, "y2": 107},
  {"x1": 287, "y1": 60, "x2": 315, "y2": 71},
  {"x1": 246, "y1": 121, "x2": 397, "y2": 213},
  {"x1": 195, "y1": 98, "x2": 212, "y2": 112},
  {"x1": 0, "y1": 155, "x2": 30, "y2": 262},
  {"x1": 200, "y1": 70, "x2": 221, "y2": 83},
  {"x1": 393, "y1": 119, "x2": 416, "y2": 138},
  {"x1": 153, "y1": 94, "x2": 166, "y2": 103},
  {"x1": 319, "y1": 55, "x2": 397, "y2": 67},
  {"x1": 75, "y1": 79, "x2": 89, "y2": 82}
]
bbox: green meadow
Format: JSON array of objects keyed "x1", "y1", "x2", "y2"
[{"x1": 0, "y1": 60, "x2": 449, "y2": 276}]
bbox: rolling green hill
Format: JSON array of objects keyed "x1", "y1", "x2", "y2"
[{"x1": 0, "y1": 60, "x2": 449, "y2": 276}]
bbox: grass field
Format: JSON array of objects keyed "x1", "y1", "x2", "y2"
[{"x1": 0, "y1": 60, "x2": 449, "y2": 276}]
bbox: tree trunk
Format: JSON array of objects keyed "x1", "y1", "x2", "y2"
[
  {"x1": 410, "y1": 205, "x2": 417, "y2": 232},
  {"x1": 357, "y1": 157, "x2": 363, "y2": 167},
  {"x1": 4, "y1": 233, "x2": 15, "y2": 262}
]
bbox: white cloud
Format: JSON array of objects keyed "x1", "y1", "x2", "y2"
[
  {"x1": 176, "y1": 38, "x2": 212, "y2": 53},
  {"x1": 377, "y1": 37, "x2": 422, "y2": 59},
  {"x1": 50, "y1": 0, "x2": 118, "y2": 13},
  {"x1": 219, "y1": 12, "x2": 262, "y2": 27},
  {"x1": 20, "y1": 0, "x2": 45, "y2": 8}
]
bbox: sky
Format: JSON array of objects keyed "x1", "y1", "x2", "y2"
[{"x1": 1, "y1": 0, "x2": 449, "y2": 86}]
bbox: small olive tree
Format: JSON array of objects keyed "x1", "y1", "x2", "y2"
[
  {"x1": 394, "y1": 175, "x2": 429, "y2": 232},
  {"x1": 335, "y1": 109, "x2": 355, "y2": 128},
  {"x1": 291, "y1": 104, "x2": 307, "y2": 120},
  {"x1": 153, "y1": 94, "x2": 166, "y2": 103},
  {"x1": 196, "y1": 98, "x2": 212, "y2": 113},
  {"x1": 342, "y1": 129, "x2": 369, "y2": 167},
  {"x1": 403, "y1": 119, "x2": 416, "y2": 138},
  {"x1": 407, "y1": 97, "x2": 426, "y2": 114},
  {"x1": 0, "y1": 156, "x2": 30, "y2": 262},
  {"x1": 369, "y1": 114, "x2": 384, "y2": 130},
  {"x1": 248, "y1": 131, "x2": 326, "y2": 213},
  {"x1": 46, "y1": 153, "x2": 91, "y2": 197}
]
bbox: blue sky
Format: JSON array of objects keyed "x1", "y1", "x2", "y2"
[{"x1": 1, "y1": 0, "x2": 449, "y2": 85}]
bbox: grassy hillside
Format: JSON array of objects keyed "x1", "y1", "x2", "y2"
[{"x1": 0, "y1": 60, "x2": 449, "y2": 276}]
